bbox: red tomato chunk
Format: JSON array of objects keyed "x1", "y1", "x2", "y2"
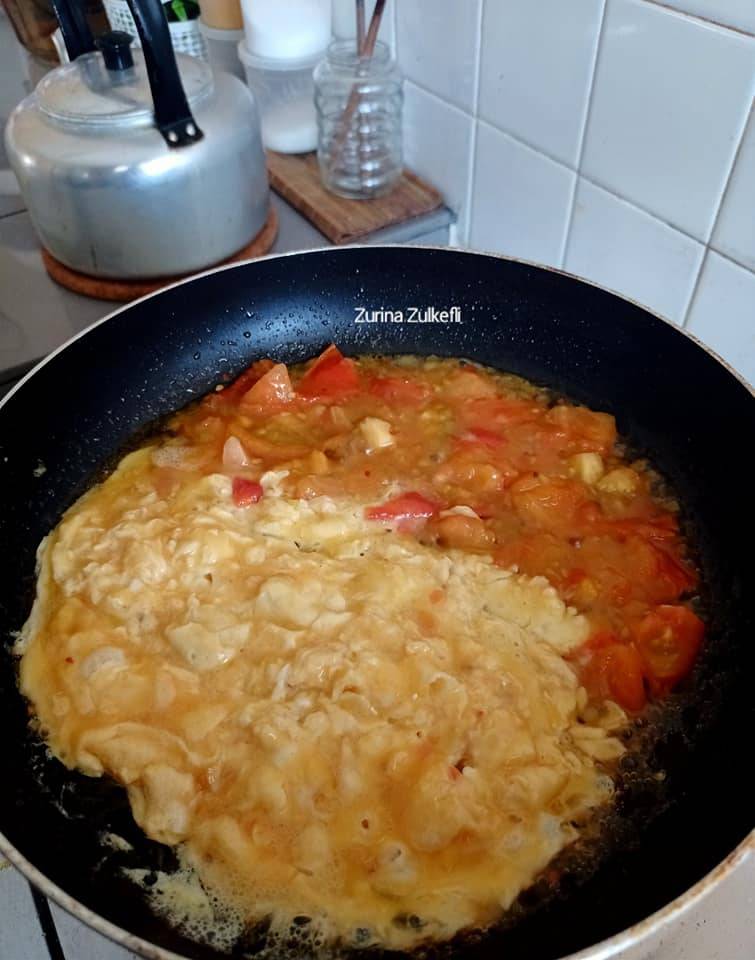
[
  {"x1": 232, "y1": 477, "x2": 263, "y2": 507},
  {"x1": 167, "y1": 347, "x2": 702, "y2": 711},
  {"x1": 297, "y1": 345, "x2": 360, "y2": 399},
  {"x1": 365, "y1": 492, "x2": 441, "y2": 522}
]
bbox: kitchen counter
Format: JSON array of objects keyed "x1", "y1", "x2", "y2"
[
  {"x1": 0, "y1": 192, "x2": 453, "y2": 389},
  {"x1": 0, "y1": 10, "x2": 452, "y2": 389}
]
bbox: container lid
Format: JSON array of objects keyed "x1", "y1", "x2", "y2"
[
  {"x1": 241, "y1": 0, "x2": 330, "y2": 60},
  {"x1": 237, "y1": 39, "x2": 324, "y2": 71},
  {"x1": 37, "y1": 49, "x2": 213, "y2": 126},
  {"x1": 199, "y1": 21, "x2": 244, "y2": 42}
]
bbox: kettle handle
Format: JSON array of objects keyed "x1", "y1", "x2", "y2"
[
  {"x1": 50, "y1": 0, "x2": 96, "y2": 61},
  {"x1": 123, "y1": 0, "x2": 204, "y2": 148}
]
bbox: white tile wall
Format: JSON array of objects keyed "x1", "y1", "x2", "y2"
[
  {"x1": 654, "y1": 0, "x2": 755, "y2": 36},
  {"x1": 711, "y1": 103, "x2": 755, "y2": 271},
  {"x1": 581, "y1": 0, "x2": 755, "y2": 241},
  {"x1": 403, "y1": 82, "x2": 476, "y2": 240},
  {"x1": 394, "y1": 0, "x2": 755, "y2": 387},
  {"x1": 687, "y1": 252, "x2": 755, "y2": 386},
  {"x1": 396, "y1": 0, "x2": 482, "y2": 113},
  {"x1": 565, "y1": 178, "x2": 705, "y2": 323},
  {"x1": 0, "y1": 866, "x2": 52, "y2": 960},
  {"x1": 478, "y1": 0, "x2": 605, "y2": 167},
  {"x1": 50, "y1": 902, "x2": 139, "y2": 960},
  {"x1": 470, "y1": 122, "x2": 575, "y2": 266}
]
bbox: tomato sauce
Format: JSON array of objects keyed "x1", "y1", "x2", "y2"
[{"x1": 166, "y1": 346, "x2": 703, "y2": 714}]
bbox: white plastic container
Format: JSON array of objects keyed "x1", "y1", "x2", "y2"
[
  {"x1": 238, "y1": 42, "x2": 321, "y2": 154},
  {"x1": 200, "y1": 21, "x2": 244, "y2": 81},
  {"x1": 240, "y1": 0, "x2": 330, "y2": 60}
]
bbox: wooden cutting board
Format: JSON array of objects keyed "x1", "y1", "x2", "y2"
[{"x1": 267, "y1": 151, "x2": 443, "y2": 245}]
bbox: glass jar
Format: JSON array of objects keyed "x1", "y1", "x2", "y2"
[{"x1": 314, "y1": 40, "x2": 403, "y2": 200}]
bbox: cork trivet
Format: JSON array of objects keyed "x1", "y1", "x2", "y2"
[
  {"x1": 266, "y1": 152, "x2": 443, "y2": 244},
  {"x1": 42, "y1": 207, "x2": 278, "y2": 302}
]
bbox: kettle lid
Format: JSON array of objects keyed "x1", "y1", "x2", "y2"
[{"x1": 37, "y1": 40, "x2": 213, "y2": 126}]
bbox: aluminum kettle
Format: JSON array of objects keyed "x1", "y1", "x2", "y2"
[{"x1": 4, "y1": 0, "x2": 270, "y2": 279}]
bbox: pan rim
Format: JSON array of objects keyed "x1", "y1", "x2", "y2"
[
  {"x1": 0, "y1": 827, "x2": 751, "y2": 960},
  {"x1": 0, "y1": 245, "x2": 752, "y2": 417},
  {"x1": 1, "y1": 244, "x2": 753, "y2": 960}
]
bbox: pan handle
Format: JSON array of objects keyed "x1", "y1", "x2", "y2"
[
  {"x1": 50, "y1": 0, "x2": 96, "y2": 61},
  {"x1": 122, "y1": 0, "x2": 204, "y2": 148}
]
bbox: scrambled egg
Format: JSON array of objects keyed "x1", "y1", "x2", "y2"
[{"x1": 18, "y1": 447, "x2": 625, "y2": 949}]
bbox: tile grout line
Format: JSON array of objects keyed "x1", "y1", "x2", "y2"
[
  {"x1": 702, "y1": 98, "x2": 753, "y2": 247},
  {"x1": 697, "y1": 243, "x2": 755, "y2": 276},
  {"x1": 403, "y1": 78, "x2": 473, "y2": 122},
  {"x1": 680, "y1": 246, "x2": 709, "y2": 329},
  {"x1": 29, "y1": 886, "x2": 67, "y2": 960},
  {"x1": 399, "y1": 65, "x2": 476, "y2": 118},
  {"x1": 559, "y1": 0, "x2": 610, "y2": 268},
  {"x1": 641, "y1": 0, "x2": 755, "y2": 38},
  {"x1": 680, "y1": 98, "x2": 753, "y2": 327},
  {"x1": 472, "y1": 108, "x2": 755, "y2": 276},
  {"x1": 471, "y1": 0, "x2": 485, "y2": 120},
  {"x1": 461, "y1": 0, "x2": 486, "y2": 247},
  {"x1": 0, "y1": 206, "x2": 26, "y2": 221}
]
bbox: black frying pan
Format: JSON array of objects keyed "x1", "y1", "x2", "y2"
[{"x1": 1, "y1": 247, "x2": 753, "y2": 960}]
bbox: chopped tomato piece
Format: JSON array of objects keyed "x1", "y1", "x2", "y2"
[
  {"x1": 581, "y1": 629, "x2": 620, "y2": 652},
  {"x1": 545, "y1": 405, "x2": 617, "y2": 455},
  {"x1": 427, "y1": 513, "x2": 495, "y2": 550},
  {"x1": 434, "y1": 452, "x2": 516, "y2": 494},
  {"x1": 236, "y1": 433, "x2": 310, "y2": 462},
  {"x1": 564, "y1": 567, "x2": 588, "y2": 588},
  {"x1": 369, "y1": 376, "x2": 430, "y2": 404},
  {"x1": 598, "y1": 514, "x2": 679, "y2": 543},
  {"x1": 297, "y1": 345, "x2": 360, "y2": 398},
  {"x1": 581, "y1": 643, "x2": 647, "y2": 712},
  {"x1": 650, "y1": 545, "x2": 697, "y2": 599},
  {"x1": 457, "y1": 428, "x2": 505, "y2": 449},
  {"x1": 605, "y1": 537, "x2": 695, "y2": 604},
  {"x1": 494, "y1": 532, "x2": 574, "y2": 583},
  {"x1": 634, "y1": 605, "x2": 703, "y2": 688},
  {"x1": 443, "y1": 368, "x2": 499, "y2": 401},
  {"x1": 365, "y1": 491, "x2": 441, "y2": 523},
  {"x1": 511, "y1": 476, "x2": 594, "y2": 535},
  {"x1": 221, "y1": 359, "x2": 275, "y2": 403},
  {"x1": 458, "y1": 395, "x2": 541, "y2": 429},
  {"x1": 240, "y1": 363, "x2": 294, "y2": 408},
  {"x1": 232, "y1": 476, "x2": 263, "y2": 507}
]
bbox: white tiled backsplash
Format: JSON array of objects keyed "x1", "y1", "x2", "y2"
[{"x1": 391, "y1": 0, "x2": 755, "y2": 387}]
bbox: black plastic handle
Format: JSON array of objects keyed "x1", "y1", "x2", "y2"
[
  {"x1": 123, "y1": 0, "x2": 204, "y2": 148},
  {"x1": 50, "y1": 0, "x2": 96, "y2": 61},
  {"x1": 96, "y1": 30, "x2": 135, "y2": 71}
]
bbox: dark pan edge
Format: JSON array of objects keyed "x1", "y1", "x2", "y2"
[
  {"x1": 0, "y1": 245, "x2": 752, "y2": 420},
  {"x1": 1, "y1": 245, "x2": 753, "y2": 960}
]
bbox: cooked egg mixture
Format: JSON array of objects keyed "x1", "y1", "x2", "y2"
[{"x1": 18, "y1": 448, "x2": 626, "y2": 950}]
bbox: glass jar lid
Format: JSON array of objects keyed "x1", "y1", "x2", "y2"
[{"x1": 37, "y1": 49, "x2": 213, "y2": 126}]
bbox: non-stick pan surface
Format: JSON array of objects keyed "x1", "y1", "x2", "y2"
[{"x1": 1, "y1": 248, "x2": 753, "y2": 960}]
